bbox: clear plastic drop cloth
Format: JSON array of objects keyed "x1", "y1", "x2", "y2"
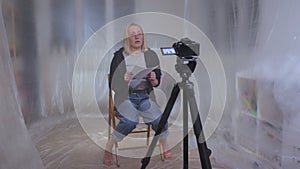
[
  {"x1": 0, "y1": 2, "x2": 45, "y2": 169},
  {"x1": 1, "y1": 0, "x2": 300, "y2": 168}
]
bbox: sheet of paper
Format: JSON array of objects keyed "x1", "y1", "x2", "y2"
[{"x1": 129, "y1": 65, "x2": 158, "y2": 79}]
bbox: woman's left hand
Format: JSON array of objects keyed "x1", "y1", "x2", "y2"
[
  {"x1": 148, "y1": 71, "x2": 156, "y2": 81},
  {"x1": 148, "y1": 71, "x2": 158, "y2": 86}
]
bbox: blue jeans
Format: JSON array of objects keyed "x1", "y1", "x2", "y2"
[{"x1": 111, "y1": 92, "x2": 168, "y2": 142}]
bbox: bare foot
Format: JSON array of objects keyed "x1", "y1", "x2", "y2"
[
  {"x1": 163, "y1": 150, "x2": 173, "y2": 159},
  {"x1": 103, "y1": 150, "x2": 113, "y2": 166},
  {"x1": 103, "y1": 138, "x2": 115, "y2": 166},
  {"x1": 160, "y1": 139, "x2": 173, "y2": 159}
]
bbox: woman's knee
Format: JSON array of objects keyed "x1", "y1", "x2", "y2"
[
  {"x1": 127, "y1": 121, "x2": 138, "y2": 130},
  {"x1": 120, "y1": 118, "x2": 138, "y2": 130},
  {"x1": 151, "y1": 117, "x2": 168, "y2": 132},
  {"x1": 113, "y1": 118, "x2": 138, "y2": 141}
]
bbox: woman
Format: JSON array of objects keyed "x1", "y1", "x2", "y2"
[{"x1": 103, "y1": 23, "x2": 172, "y2": 166}]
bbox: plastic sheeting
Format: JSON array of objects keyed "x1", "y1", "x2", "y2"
[
  {"x1": 1, "y1": 0, "x2": 300, "y2": 168},
  {"x1": 0, "y1": 2, "x2": 44, "y2": 169}
]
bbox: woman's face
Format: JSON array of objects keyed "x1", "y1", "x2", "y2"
[{"x1": 128, "y1": 25, "x2": 144, "y2": 50}]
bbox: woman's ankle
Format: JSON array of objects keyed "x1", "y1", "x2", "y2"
[
  {"x1": 105, "y1": 138, "x2": 115, "y2": 152},
  {"x1": 159, "y1": 139, "x2": 170, "y2": 152}
]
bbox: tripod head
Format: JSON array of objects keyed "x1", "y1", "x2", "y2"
[{"x1": 175, "y1": 56, "x2": 198, "y2": 78}]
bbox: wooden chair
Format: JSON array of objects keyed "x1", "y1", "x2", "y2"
[{"x1": 107, "y1": 74, "x2": 164, "y2": 167}]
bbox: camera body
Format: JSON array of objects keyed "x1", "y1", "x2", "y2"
[
  {"x1": 161, "y1": 38, "x2": 200, "y2": 74},
  {"x1": 172, "y1": 38, "x2": 199, "y2": 57},
  {"x1": 161, "y1": 38, "x2": 200, "y2": 58}
]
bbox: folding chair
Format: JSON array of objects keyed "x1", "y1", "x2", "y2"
[{"x1": 107, "y1": 74, "x2": 164, "y2": 167}]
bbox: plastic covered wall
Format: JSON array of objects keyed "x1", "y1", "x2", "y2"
[
  {"x1": 1, "y1": 0, "x2": 259, "y2": 124},
  {"x1": 1, "y1": 0, "x2": 268, "y2": 125},
  {"x1": 0, "y1": 1, "x2": 44, "y2": 168},
  {"x1": 1, "y1": 0, "x2": 300, "y2": 168}
]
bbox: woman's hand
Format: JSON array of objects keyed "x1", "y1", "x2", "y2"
[
  {"x1": 124, "y1": 72, "x2": 133, "y2": 82},
  {"x1": 148, "y1": 71, "x2": 158, "y2": 86}
]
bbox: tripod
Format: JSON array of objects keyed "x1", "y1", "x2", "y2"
[{"x1": 141, "y1": 57, "x2": 212, "y2": 169}]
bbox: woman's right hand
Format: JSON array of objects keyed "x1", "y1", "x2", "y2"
[{"x1": 124, "y1": 72, "x2": 133, "y2": 82}]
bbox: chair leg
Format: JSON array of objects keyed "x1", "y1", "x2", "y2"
[
  {"x1": 146, "y1": 125, "x2": 151, "y2": 146},
  {"x1": 159, "y1": 143, "x2": 165, "y2": 161},
  {"x1": 108, "y1": 114, "x2": 111, "y2": 140},
  {"x1": 115, "y1": 143, "x2": 120, "y2": 167}
]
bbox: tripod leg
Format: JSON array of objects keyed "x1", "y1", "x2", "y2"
[
  {"x1": 141, "y1": 84, "x2": 180, "y2": 169},
  {"x1": 182, "y1": 90, "x2": 189, "y2": 169},
  {"x1": 186, "y1": 86, "x2": 212, "y2": 169}
]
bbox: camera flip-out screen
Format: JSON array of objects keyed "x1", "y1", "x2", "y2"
[{"x1": 160, "y1": 47, "x2": 176, "y2": 55}]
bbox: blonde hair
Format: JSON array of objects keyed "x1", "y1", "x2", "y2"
[{"x1": 123, "y1": 23, "x2": 147, "y2": 54}]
